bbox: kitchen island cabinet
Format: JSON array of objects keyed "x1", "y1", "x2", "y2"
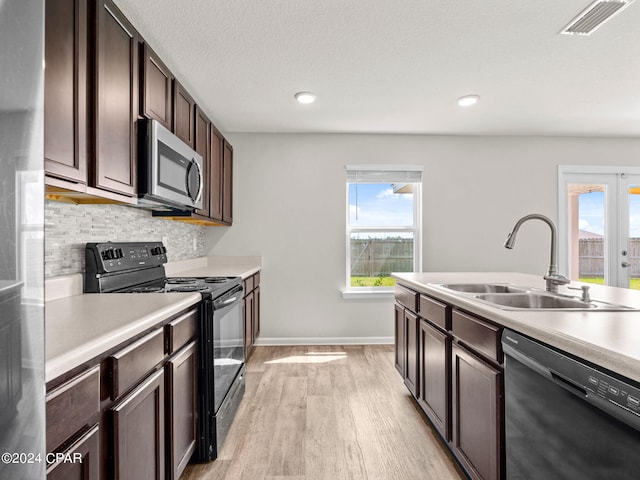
[
  {"x1": 393, "y1": 271, "x2": 640, "y2": 480},
  {"x1": 395, "y1": 283, "x2": 503, "y2": 480}
]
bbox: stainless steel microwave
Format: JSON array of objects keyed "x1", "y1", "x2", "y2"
[{"x1": 138, "y1": 119, "x2": 203, "y2": 211}]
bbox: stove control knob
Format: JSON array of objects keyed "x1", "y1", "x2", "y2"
[{"x1": 115, "y1": 248, "x2": 123, "y2": 259}]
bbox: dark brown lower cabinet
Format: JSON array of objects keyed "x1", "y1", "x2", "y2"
[
  {"x1": 47, "y1": 424, "x2": 100, "y2": 480},
  {"x1": 0, "y1": 290, "x2": 21, "y2": 427},
  {"x1": 244, "y1": 290, "x2": 254, "y2": 358},
  {"x1": 243, "y1": 272, "x2": 262, "y2": 360},
  {"x1": 451, "y1": 342, "x2": 503, "y2": 480},
  {"x1": 111, "y1": 369, "x2": 165, "y2": 480},
  {"x1": 166, "y1": 342, "x2": 198, "y2": 480},
  {"x1": 404, "y1": 309, "x2": 419, "y2": 396},
  {"x1": 394, "y1": 303, "x2": 406, "y2": 376},
  {"x1": 418, "y1": 319, "x2": 450, "y2": 440}
]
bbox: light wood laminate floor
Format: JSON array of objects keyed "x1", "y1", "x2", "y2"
[{"x1": 182, "y1": 345, "x2": 465, "y2": 480}]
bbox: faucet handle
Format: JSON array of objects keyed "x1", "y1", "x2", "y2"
[{"x1": 543, "y1": 273, "x2": 570, "y2": 285}]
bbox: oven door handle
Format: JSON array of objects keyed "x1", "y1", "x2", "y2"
[
  {"x1": 213, "y1": 285, "x2": 244, "y2": 310},
  {"x1": 220, "y1": 296, "x2": 238, "y2": 306}
]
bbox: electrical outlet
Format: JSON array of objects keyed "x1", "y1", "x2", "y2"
[
  {"x1": 193, "y1": 238, "x2": 197, "y2": 251},
  {"x1": 162, "y1": 236, "x2": 169, "y2": 247}
]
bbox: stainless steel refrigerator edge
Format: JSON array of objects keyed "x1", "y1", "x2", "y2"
[{"x1": 0, "y1": 1, "x2": 46, "y2": 479}]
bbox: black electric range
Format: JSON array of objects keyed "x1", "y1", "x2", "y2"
[{"x1": 84, "y1": 242, "x2": 245, "y2": 462}]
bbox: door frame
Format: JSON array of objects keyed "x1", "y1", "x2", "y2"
[{"x1": 558, "y1": 165, "x2": 640, "y2": 288}]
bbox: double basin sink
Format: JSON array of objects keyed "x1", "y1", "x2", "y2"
[{"x1": 429, "y1": 283, "x2": 638, "y2": 311}]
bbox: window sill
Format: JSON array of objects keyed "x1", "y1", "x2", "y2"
[{"x1": 341, "y1": 290, "x2": 395, "y2": 300}]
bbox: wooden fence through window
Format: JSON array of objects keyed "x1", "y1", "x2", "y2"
[{"x1": 350, "y1": 238, "x2": 413, "y2": 277}]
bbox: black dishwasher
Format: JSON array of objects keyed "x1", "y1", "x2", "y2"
[{"x1": 502, "y1": 329, "x2": 640, "y2": 479}]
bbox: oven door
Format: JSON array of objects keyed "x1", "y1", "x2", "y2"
[{"x1": 212, "y1": 284, "x2": 244, "y2": 413}]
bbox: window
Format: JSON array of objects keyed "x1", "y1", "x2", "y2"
[{"x1": 345, "y1": 165, "x2": 422, "y2": 293}]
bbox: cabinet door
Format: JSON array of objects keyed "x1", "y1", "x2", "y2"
[
  {"x1": 418, "y1": 320, "x2": 450, "y2": 440},
  {"x1": 44, "y1": 0, "x2": 88, "y2": 185},
  {"x1": 394, "y1": 303, "x2": 406, "y2": 377},
  {"x1": 404, "y1": 309, "x2": 418, "y2": 396},
  {"x1": 222, "y1": 140, "x2": 233, "y2": 224},
  {"x1": 47, "y1": 424, "x2": 100, "y2": 480},
  {"x1": 173, "y1": 81, "x2": 195, "y2": 148},
  {"x1": 451, "y1": 343, "x2": 503, "y2": 480},
  {"x1": 112, "y1": 369, "x2": 165, "y2": 480},
  {"x1": 253, "y1": 285, "x2": 261, "y2": 341},
  {"x1": 166, "y1": 342, "x2": 197, "y2": 480},
  {"x1": 141, "y1": 43, "x2": 173, "y2": 130},
  {"x1": 244, "y1": 291, "x2": 254, "y2": 358},
  {"x1": 194, "y1": 107, "x2": 211, "y2": 218},
  {"x1": 94, "y1": 0, "x2": 138, "y2": 196},
  {"x1": 209, "y1": 127, "x2": 224, "y2": 221},
  {"x1": 0, "y1": 302, "x2": 21, "y2": 427}
]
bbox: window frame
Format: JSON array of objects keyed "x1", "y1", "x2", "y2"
[{"x1": 344, "y1": 167, "x2": 422, "y2": 296}]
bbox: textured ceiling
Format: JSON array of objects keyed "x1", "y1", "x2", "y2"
[{"x1": 114, "y1": 0, "x2": 640, "y2": 136}]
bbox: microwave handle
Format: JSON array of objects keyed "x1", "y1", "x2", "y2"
[{"x1": 186, "y1": 158, "x2": 203, "y2": 204}]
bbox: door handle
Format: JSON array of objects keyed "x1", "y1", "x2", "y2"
[{"x1": 621, "y1": 261, "x2": 631, "y2": 268}]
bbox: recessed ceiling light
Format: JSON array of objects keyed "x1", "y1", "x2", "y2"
[
  {"x1": 295, "y1": 92, "x2": 316, "y2": 104},
  {"x1": 457, "y1": 95, "x2": 480, "y2": 107}
]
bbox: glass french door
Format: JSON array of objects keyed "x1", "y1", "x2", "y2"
[{"x1": 559, "y1": 168, "x2": 640, "y2": 290}]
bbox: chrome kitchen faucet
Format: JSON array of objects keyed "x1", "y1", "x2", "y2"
[{"x1": 504, "y1": 214, "x2": 570, "y2": 293}]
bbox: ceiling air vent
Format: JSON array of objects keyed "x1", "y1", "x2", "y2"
[{"x1": 560, "y1": 0, "x2": 635, "y2": 35}]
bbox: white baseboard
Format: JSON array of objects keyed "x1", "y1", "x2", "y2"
[{"x1": 254, "y1": 336, "x2": 394, "y2": 346}]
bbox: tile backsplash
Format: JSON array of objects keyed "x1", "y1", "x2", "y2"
[{"x1": 45, "y1": 200, "x2": 206, "y2": 277}]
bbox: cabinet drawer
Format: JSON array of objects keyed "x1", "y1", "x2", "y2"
[
  {"x1": 419, "y1": 294, "x2": 449, "y2": 331},
  {"x1": 253, "y1": 271, "x2": 260, "y2": 287},
  {"x1": 46, "y1": 424, "x2": 100, "y2": 479},
  {"x1": 165, "y1": 309, "x2": 197, "y2": 354},
  {"x1": 110, "y1": 328, "x2": 165, "y2": 400},
  {"x1": 46, "y1": 366, "x2": 100, "y2": 453},
  {"x1": 452, "y1": 310, "x2": 502, "y2": 364},
  {"x1": 395, "y1": 285, "x2": 418, "y2": 312},
  {"x1": 244, "y1": 275, "x2": 254, "y2": 295}
]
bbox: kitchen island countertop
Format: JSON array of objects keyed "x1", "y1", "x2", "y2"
[{"x1": 393, "y1": 272, "x2": 640, "y2": 384}]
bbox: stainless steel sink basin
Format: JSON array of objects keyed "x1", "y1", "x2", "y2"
[
  {"x1": 439, "y1": 283, "x2": 528, "y2": 294},
  {"x1": 475, "y1": 293, "x2": 592, "y2": 309},
  {"x1": 428, "y1": 282, "x2": 639, "y2": 311}
]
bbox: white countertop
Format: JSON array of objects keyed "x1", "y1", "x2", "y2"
[
  {"x1": 393, "y1": 272, "x2": 640, "y2": 384},
  {"x1": 45, "y1": 255, "x2": 262, "y2": 383},
  {"x1": 45, "y1": 293, "x2": 201, "y2": 382}
]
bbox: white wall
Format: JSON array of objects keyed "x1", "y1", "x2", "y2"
[{"x1": 206, "y1": 133, "x2": 640, "y2": 344}]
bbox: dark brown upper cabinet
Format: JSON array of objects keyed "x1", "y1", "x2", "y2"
[
  {"x1": 173, "y1": 81, "x2": 195, "y2": 149},
  {"x1": 222, "y1": 140, "x2": 233, "y2": 224},
  {"x1": 44, "y1": 0, "x2": 88, "y2": 186},
  {"x1": 194, "y1": 106, "x2": 211, "y2": 218},
  {"x1": 92, "y1": 0, "x2": 139, "y2": 197},
  {"x1": 141, "y1": 43, "x2": 173, "y2": 130},
  {"x1": 209, "y1": 126, "x2": 224, "y2": 222}
]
